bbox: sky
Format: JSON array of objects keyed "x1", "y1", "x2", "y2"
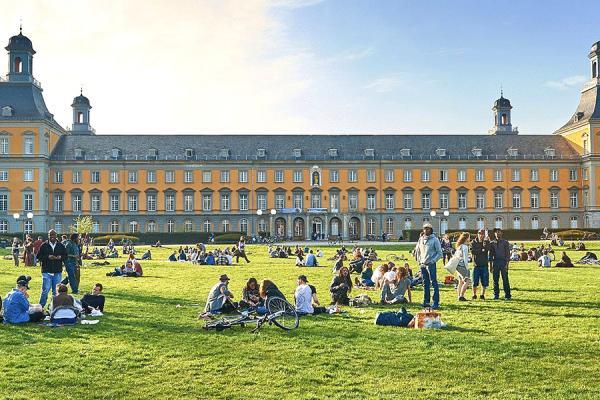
[{"x1": 1, "y1": 0, "x2": 600, "y2": 135}]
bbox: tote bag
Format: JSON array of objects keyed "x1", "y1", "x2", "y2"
[{"x1": 444, "y1": 250, "x2": 462, "y2": 274}]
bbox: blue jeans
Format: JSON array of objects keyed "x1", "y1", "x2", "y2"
[
  {"x1": 63, "y1": 261, "x2": 79, "y2": 294},
  {"x1": 420, "y1": 263, "x2": 440, "y2": 307},
  {"x1": 40, "y1": 272, "x2": 63, "y2": 307}
]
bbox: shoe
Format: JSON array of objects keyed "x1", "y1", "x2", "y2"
[
  {"x1": 421, "y1": 303, "x2": 431, "y2": 308},
  {"x1": 504, "y1": 297, "x2": 511, "y2": 301},
  {"x1": 493, "y1": 296, "x2": 499, "y2": 300},
  {"x1": 472, "y1": 295, "x2": 477, "y2": 300},
  {"x1": 431, "y1": 304, "x2": 440, "y2": 310},
  {"x1": 480, "y1": 295, "x2": 485, "y2": 300},
  {"x1": 380, "y1": 300, "x2": 386, "y2": 305},
  {"x1": 458, "y1": 297, "x2": 467, "y2": 302}
]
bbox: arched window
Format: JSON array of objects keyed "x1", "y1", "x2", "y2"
[
  {"x1": 147, "y1": 220, "x2": 156, "y2": 232},
  {"x1": 593, "y1": 61, "x2": 598, "y2": 78},
  {"x1": 222, "y1": 220, "x2": 230, "y2": 232},
  {"x1": 531, "y1": 216, "x2": 539, "y2": 229},
  {"x1": 203, "y1": 220, "x2": 211, "y2": 233},
  {"x1": 167, "y1": 219, "x2": 175, "y2": 233},
  {"x1": 404, "y1": 218, "x2": 412, "y2": 230},
  {"x1": 513, "y1": 216, "x2": 521, "y2": 230},
  {"x1": 501, "y1": 113, "x2": 507, "y2": 125},
  {"x1": 258, "y1": 219, "x2": 267, "y2": 233},
  {"x1": 385, "y1": 218, "x2": 394, "y2": 234},
  {"x1": 495, "y1": 217, "x2": 503, "y2": 229},
  {"x1": 92, "y1": 221, "x2": 100, "y2": 233},
  {"x1": 476, "y1": 217, "x2": 485, "y2": 230},
  {"x1": 570, "y1": 216, "x2": 578, "y2": 229},
  {"x1": 184, "y1": 219, "x2": 193, "y2": 232},
  {"x1": 77, "y1": 112, "x2": 84, "y2": 124},
  {"x1": 458, "y1": 217, "x2": 466, "y2": 230},
  {"x1": 551, "y1": 216, "x2": 559, "y2": 229},
  {"x1": 129, "y1": 220, "x2": 138, "y2": 233},
  {"x1": 440, "y1": 218, "x2": 448, "y2": 234},
  {"x1": 367, "y1": 218, "x2": 376, "y2": 236},
  {"x1": 110, "y1": 220, "x2": 119, "y2": 233},
  {"x1": 240, "y1": 218, "x2": 248, "y2": 234},
  {"x1": 14, "y1": 57, "x2": 22, "y2": 73}
]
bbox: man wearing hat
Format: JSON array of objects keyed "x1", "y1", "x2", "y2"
[
  {"x1": 294, "y1": 275, "x2": 313, "y2": 315},
  {"x1": 2, "y1": 276, "x2": 46, "y2": 324},
  {"x1": 471, "y1": 228, "x2": 490, "y2": 300},
  {"x1": 203, "y1": 274, "x2": 235, "y2": 314},
  {"x1": 414, "y1": 222, "x2": 443, "y2": 309}
]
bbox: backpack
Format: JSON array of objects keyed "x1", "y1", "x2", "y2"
[
  {"x1": 375, "y1": 307, "x2": 414, "y2": 327},
  {"x1": 349, "y1": 294, "x2": 372, "y2": 307}
]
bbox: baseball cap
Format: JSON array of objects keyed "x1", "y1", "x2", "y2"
[
  {"x1": 423, "y1": 223, "x2": 433, "y2": 229},
  {"x1": 219, "y1": 274, "x2": 230, "y2": 282},
  {"x1": 298, "y1": 275, "x2": 308, "y2": 282},
  {"x1": 16, "y1": 275, "x2": 31, "y2": 289}
]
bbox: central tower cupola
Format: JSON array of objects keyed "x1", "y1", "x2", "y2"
[
  {"x1": 5, "y1": 26, "x2": 36, "y2": 83},
  {"x1": 71, "y1": 89, "x2": 95, "y2": 135},
  {"x1": 489, "y1": 91, "x2": 518, "y2": 135}
]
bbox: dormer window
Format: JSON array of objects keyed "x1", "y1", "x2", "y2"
[
  {"x1": 507, "y1": 148, "x2": 518, "y2": 157},
  {"x1": 293, "y1": 148, "x2": 302, "y2": 158},
  {"x1": 574, "y1": 112, "x2": 584, "y2": 122},
  {"x1": 148, "y1": 148, "x2": 158, "y2": 159},
  {"x1": 257, "y1": 148, "x2": 266, "y2": 158},
  {"x1": 111, "y1": 148, "x2": 121, "y2": 159},
  {"x1": 400, "y1": 148, "x2": 411, "y2": 157},
  {"x1": 544, "y1": 147, "x2": 556, "y2": 157},
  {"x1": 328, "y1": 148, "x2": 338, "y2": 158},
  {"x1": 1, "y1": 106, "x2": 13, "y2": 117},
  {"x1": 471, "y1": 148, "x2": 482, "y2": 157},
  {"x1": 219, "y1": 148, "x2": 230, "y2": 159},
  {"x1": 436, "y1": 148, "x2": 446, "y2": 157},
  {"x1": 74, "y1": 148, "x2": 84, "y2": 159},
  {"x1": 364, "y1": 148, "x2": 375, "y2": 157},
  {"x1": 185, "y1": 148, "x2": 195, "y2": 159}
]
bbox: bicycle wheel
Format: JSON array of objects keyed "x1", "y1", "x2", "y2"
[{"x1": 266, "y1": 297, "x2": 299, "y2": 331}]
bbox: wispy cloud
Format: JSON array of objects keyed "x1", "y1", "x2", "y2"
[
  {"x1": 425, "y1": 47, "x2": 468, "y2": 56},
  {"x1": 544, "y1": 75, "x2": 587, "y2": 90},
  {"x1": 272, "y1": 0, "x2": 326, "y2": 9},
  {"x1": 364, "y1": 75, "x2": 404, "y2": 93},
  {"x1": 336, "y1": 47, "x2": 374, "y2": 61}
]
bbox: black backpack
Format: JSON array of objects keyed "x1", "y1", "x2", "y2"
[{"x1": 375, "y1": 307, "x2": 413, "y2": 327}]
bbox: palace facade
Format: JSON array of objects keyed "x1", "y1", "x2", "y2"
[{"x1": 1, "y1": 30, "x2": 600, "y2": 240}]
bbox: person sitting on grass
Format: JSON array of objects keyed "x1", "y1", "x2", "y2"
[
  {"x1": 2, "y1": 275, "x2": 46, "y2": 324},
  {"x1": 50, "y1": 284, "x2": 75, "y2": 311},
  {"x1": 205, "y1": 252, "x2": 216, "y2": 265},
  {"x1": 555, "y1": 251, "x2": 574, "y2": 268},
  {"x1": 295, "y1": 251, "x2": 305, "y2": 266},
  {"x1": 259, "y1": 279, "x2": 286, "y2": 301},
  {"x1": 106, "y1": 248, "x2": 119, "y2": 258},
  {"x1": 141, "y1": 249, "x2": 152, "y2": 260},
  {"x1": 178, "y1": 248, "x2": 187, "y2": 262},
  {"x1": 304, "y1": 250, "x2": 318, "y2": 267},
  {"x1": 107, "y1": 255, "x2": 143, "y2": 277},
  {"x1": 203, "y1": 274, "x2": 235, "y2": 315},
  {"x1": 348, "y1": 250, "x2": 366, "y2": 274},
  {"x1": 381, "y1": 265, "x2": 412, "y2": 304},
  {"x1": 332, "y1": 254, "x2": 345, "y2": 273},
  {"x1": 81, "y1": 283, "x2": 105, "y2": 314},
  {"x1": 576, "y1": 241, "x2": 586, "y2": 251},
  {"x1": 372, "y1": 264, "x2": 388, "y2": 289},
  {"x1": 355, "y1": 260, "x2": 375, "y2": 288},
  {"x1": 294, "y1": 275, "x2": 314, "y2": 315},
  {"x1": 329, "y1": 266, "x2": 352, "y2": 306},
  {"x1": 240, "y1": 277, "x2": 261, "y2": 309},
  {"x1": 168, "y1": 252, "x2": 178, "y2": 262},
  {"x1": 316, "y1": 249, "x2": 324, "y2": 257},
  {"x1": 538, "y1": 251, "x2": 552, "y2": 268}
]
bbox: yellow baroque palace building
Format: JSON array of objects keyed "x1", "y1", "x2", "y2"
[{"x1": 1, "y1": 30, "x2": 600, "y2": 240}]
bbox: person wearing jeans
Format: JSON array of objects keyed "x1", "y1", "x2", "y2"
[
  {"x1": 415, "y1": 223, "x2": 443, "y2": 309},
  {"x1": 36, "y1": 229, "x2": 67, "y2": 308},
  {"x1": 62, "y1": 233, "x2": 81, "y2": 294},
  {"x1": 490, "y1": 228, "x2": 511, "y2": 300}
]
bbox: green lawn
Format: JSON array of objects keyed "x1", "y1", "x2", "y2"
[{"x1": 1, "y1": 242, "x2": 600, "y2": 399}]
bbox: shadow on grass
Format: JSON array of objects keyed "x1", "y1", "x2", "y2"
[
  {"x1": 513, "y1": 288, "x2": 575, "y2": 293},
  {"x1": 510, "y1": 298, "x2": 600, "y2": 309}
]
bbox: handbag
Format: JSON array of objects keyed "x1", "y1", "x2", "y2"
[{"x1": 444, "y1": 249, "x2": 462, "y2": 274}]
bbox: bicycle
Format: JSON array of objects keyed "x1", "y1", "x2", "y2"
[
  {"x1": 386, "y1": 254, "x2": 406, "y2": 262},
  {"x1": 203, "y1": 296, "x2": 299, "y2": 333}
]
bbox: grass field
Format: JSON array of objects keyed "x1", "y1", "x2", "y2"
[{"x1": 1, "y1": 242, "x2": 600, "y2": 400}]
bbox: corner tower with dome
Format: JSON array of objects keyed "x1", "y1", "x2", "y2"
[{"x1": 1, "y1": 30, "x2": 599, "y2": 237}]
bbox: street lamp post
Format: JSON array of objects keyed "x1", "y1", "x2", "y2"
[
  {"x1": 13, "y1": 212, "x2": 34, "y2": 242},
  {"x1": 270, "y1": 209, "x2": 277, "y2": 238},
  {"x1": 256, "y1": 209, "x2": 263, "y2": 239},
  {"x1": 429, "y1": 210, "x2": 450, "y2": 234}
]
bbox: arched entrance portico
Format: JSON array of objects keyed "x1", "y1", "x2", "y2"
[
  {"x1": 275, "y1": 217, "x2": 286, "y2": 237},
  {"x1": 293, "y1": 217, "x2": 305, "y2": 240},
  {"x1": 329, "y1": 217, "x2": 341, "y2": 237},
  {"x1": 349, "y1": 217, "x2": 360, "y2": 240},
  {"x1": 311, "y1": 217, "x2": 324, "y2": 240}
]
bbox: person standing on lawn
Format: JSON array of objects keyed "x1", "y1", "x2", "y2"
[
  {"x1": 471, "y1": 228, "x2": 490, "y2": 300},
  {"x1": 62, "y1": 233, "x2": 81, "y2": 294},
  {"x1": 37, "y1": 229, "x2": 67, "y2": 308},
  {"x1": 490, "y1": 228, "x2": 511, "y2": 300},
  {"x1": 235, "y1": 236, "x2": 250, "y2": 263},
  {"x1": 414, "y1": 223, "x2": 443, "y2": 309}
]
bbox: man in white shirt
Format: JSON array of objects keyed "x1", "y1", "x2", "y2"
[
  {"x1": 294, "y1": 275, "x2": 314, "y2": 315},
  {"x1": 538, "y1": 252, "x2": 552, "y2": 268}
]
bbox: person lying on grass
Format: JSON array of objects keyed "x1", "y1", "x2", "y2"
[
  {"x1": 330, "y1": 266, "x2": 352, "y2": 306},
  {"x1": 81, "y1": 283, "x2": 105, "y2": 314},
  {"x1": 2, "y1": 275, "x2": 46, "y2": 324},
  {"x1": 204, "y1": 274, "x2": 235, "y2": 314}
]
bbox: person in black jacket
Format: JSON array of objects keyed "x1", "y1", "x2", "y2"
[
  {"x1": 37, "y1": 229, "x2": 67, "y2": 308},
  {"x1": 330, "y1": 266, "x2": 352, "y2": 305},
  {"x1": 470, "y1": 228, "x2": 490, "y2": 300}
]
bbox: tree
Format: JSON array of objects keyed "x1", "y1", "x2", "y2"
[{"x1": 70, "y1": 215, "x2": 94, "y2": 235}]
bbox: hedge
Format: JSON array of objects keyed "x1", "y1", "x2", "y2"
[{"x1": 91, "y1": 231, "x2": 245, "y2": 245}]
